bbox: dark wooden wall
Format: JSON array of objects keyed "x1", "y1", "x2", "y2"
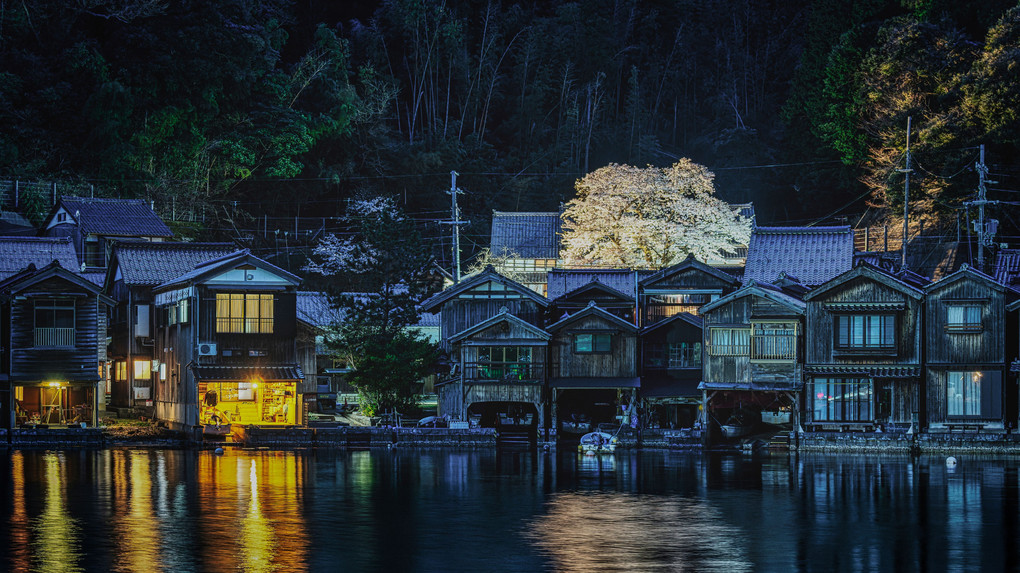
[
  {"x1": 9, "y1": 280, "x2": 101, "y2": 382},
  {"x1": 551, "y1": 314, "x2": 637, "y2": 378}
]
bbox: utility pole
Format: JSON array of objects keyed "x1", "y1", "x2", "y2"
[
  {"x1": 967, "y1": 144, "x2": 998, "y2": 272},
  {"x1": 440, "y1": 171, "x2": 469, "y2": 282},
  {"x1": 899, "y1": 116, "x2": 913, "y2": 271}
]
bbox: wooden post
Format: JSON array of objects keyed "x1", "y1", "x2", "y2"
[
  {"x1": 884, "y1": 225, "x2": 889, "y2": 252},
  {"x1": 865, "y1": 227, "x2": 870, "y2": 251}
]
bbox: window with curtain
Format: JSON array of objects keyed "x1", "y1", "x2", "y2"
[
  {"x1": 835, "y1": 315, "x2": 895, "y2": 349},
  {"x1": 946, "y1": 371, "x2": 1001, "y2": 418},
  {"x1": 946, "y1": 304, "x2": 982, "y2": 332},
  {"x1": 708, "y1": 327, "x2": 750, "y2": 356},
  {"x1": 216, "y1": 293, "x2": 274, "y2": 333}
]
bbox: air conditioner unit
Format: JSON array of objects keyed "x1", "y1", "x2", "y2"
[{"x1": 198, "y1": 342, "x2": 217, "y2": 356}]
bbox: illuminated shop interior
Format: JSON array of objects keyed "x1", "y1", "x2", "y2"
[
  {"x1": 199, "y1": 380, "x2": 297, "y2": 426},
  {"x1": 13, "y1": 382, "x2": 95, "y2": 426}
]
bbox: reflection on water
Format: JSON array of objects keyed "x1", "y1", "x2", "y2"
[
  {"x1": 528, "y1": 492, "x2": 751, "y2": 572},
  {"x1": 0, "y1": 449, "x2": 1018, "y2": 572},
  {"x1": 34, "y1": 453, "x2": 81, "y2": 573}
]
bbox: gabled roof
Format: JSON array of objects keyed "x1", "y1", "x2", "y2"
[
  {"x1": 700, "y1": 280, "x2": 806, "y2": 315},
  {"x1": 108, "y1": 241, "x2": 236, "y2": 287},
  {"x1": 551, "y1": 280, "x2": 634, "y2": 305},
  {"x1": 449, "y1": 309, "x2": 551, "y2": 343},
  {"x1": 994, "y1": 249, "x2": 1020, "y2": 288},
  {"x1": 546, "y1": 268, "x2": 650, "y2": 299},
  {"x1": 926, "y1": 264, "x2": 1020, "y2": 298},
  {"x1": 803, "y1": 261, "x2": 924, "y2": 301},
  {"x1": 744, "y1": 226, "x2": 854, "y2": 286},
  {"x1": 421, "y1": 266, "x2": 548, "y2": 312},
  {"x1": 155, "y1": 250, "x2": 301, "y2": 291},
  {"x1": 489, "y1": 211, "x2": 561, "y2": 259},
  {"x1": 639, "y1": 253, "x2": 740, "y2": 288},
  {"x1": 639, "y1": 311, "x2": 703, "y2": 335},
  {"x1": 46, "y1": 196, "x2": 173, "y2": 237},
  {"x1": 0, "y1": 260, "x2": 113, "y2": 305},
  {"x1": 0, "y1": 236, "x2": 80, "y2": 280},
  {"x1": 546, "y1": 301, "x2": 639, "y2": 333}
]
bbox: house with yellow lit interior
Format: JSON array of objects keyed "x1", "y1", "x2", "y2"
[{"x1": 150, "y1": 250, "x2": 303, "y2": 434}]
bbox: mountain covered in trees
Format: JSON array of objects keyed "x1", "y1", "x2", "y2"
[{"x1": 2, "y1": 0, "x2": 1020, "y2": 268}]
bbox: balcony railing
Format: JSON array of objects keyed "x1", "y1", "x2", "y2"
[
  {"x1": 464, "y1": 362, "x2": 545, "y2": 382},
  {"x1": 34, "y1": 328, "x2": 75, "y2": 347}
]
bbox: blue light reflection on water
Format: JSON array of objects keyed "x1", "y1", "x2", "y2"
[{"x1": 0, "y1": 448, "x2": 1018, "y2": 572}]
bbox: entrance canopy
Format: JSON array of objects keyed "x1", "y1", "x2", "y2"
[{"x1": 192, "y1": 365, "x2": 303, "y2": 382}]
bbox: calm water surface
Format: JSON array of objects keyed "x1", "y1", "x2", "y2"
[{"x1": 0, "y1": 447, "x2": 1017, "y2": 572}]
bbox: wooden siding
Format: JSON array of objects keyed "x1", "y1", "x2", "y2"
[
  {"x1": 9, "y1": 281, "x2": 101, "y2": 382},
  {"x1": 439, "y1": 298, "x2": 544, "y2": 345},
  {"x1": 806, "y1": 276, "x2": 922, "y2": 366},
  {"x1": 925, "y1": 278, "x2": 1006, "y2": 365},
  {"x1": 643, "y1": 267, "x2": 735, "y2": 291},
  {"x1": 702, "y1": 294, "x2": 802, "y2": 389},
  {"x1": 551, "y1": 314, "x2": 637, "y2": 378},
  {"x1": 153, "y1": 314, "x2": 195, "y2": 428}
]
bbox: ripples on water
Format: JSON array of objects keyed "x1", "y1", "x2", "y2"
[{"x1": 0, "y1": 449, "x2": 1018, "y2": 572}]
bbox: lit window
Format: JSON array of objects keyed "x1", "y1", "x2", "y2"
[
  {"x1": 574, "y1": 333, "x2": 611, "y2": 353},
  {"x1": 708, "y1": 327, "x2": 749, "y2": 356},
  {"x1": 134, "y1": 360, "x2": 152, "y2": 379},
  {"x1": 668, "y1": 342, "x2": 701, "y2": 368},
  {"x1": 948, "y1": 371, "x2": 983, "y2": 417},
  {"x1": 835, "y1": 315, "x2": 894, "y2": 349},
  {"x1": 946, "y1": 304, "x2": 982, "y2": 332},
  {"x1": 216, "y1": 293, "x2": 274, "y2": 333}
]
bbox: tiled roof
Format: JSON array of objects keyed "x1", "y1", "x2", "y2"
[
  {"x1": 490, "y1": 211, "x2": 561, "y2": 259},
  {"x1": 546, "y1": 269, "x2": 652, "y2": 299},
  {"x1": 804, "y1": 364, "x2": 920, "y2": 378},
  {"x1": 744, "y1": 226, "x2": 853, "y2": 286},
  {"x1": 0, "y1": 237, "x2": 79, "y2": 280},
  {"x1": 994, "y1": 249, "x2": 1020, "y2": 287},
  {"x1": 58, "y1": 196, "x2": 173, "y2": 237},
  {"x1": 113, "y1": 242, "x2": 236, "y2": 286}
]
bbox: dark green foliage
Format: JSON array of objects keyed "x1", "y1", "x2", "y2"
[{"x1": 2, "y1": 0, "x2": 1020, "y2": 238}]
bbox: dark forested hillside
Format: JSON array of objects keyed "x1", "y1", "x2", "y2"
[{"x1": 2, "y1": 0, "x2": 1019, "y2": 268}]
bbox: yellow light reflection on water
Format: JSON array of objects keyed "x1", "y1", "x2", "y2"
[
  {"x1": 9, "y1": 452, "x2": 30, "y2": 572},
  {"x1": 111, "y1": 450, "x2": 161, "y2": 571},
  {"x1": 33, "y1": 453, "x2": 82, "y2": 573},
  {"x1": 196, "y1": 451, "x2": 308, "y2": 571}
]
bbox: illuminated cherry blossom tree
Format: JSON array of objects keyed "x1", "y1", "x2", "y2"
[{"x1": 560, "y1": 159, "x2": 751, "y2": 268}]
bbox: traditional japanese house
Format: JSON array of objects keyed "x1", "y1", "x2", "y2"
[
  {"x1": 104, "y1": 241, "x2": 235, "y2": 414},
  {"x1": 489, "y1": 211, "x2": 562, "y2": 296},
  {"x1": 924, "y1": 265, "x2": 1018, "y2": 432},
  {"x1": 699, "y1": 282, "x2": 806, "y2": 441},
  {"x1": 639, "y1": 312, "x2": 703, "y2": 429},
  {"x1": 637, "y1": 253, "x2": 740, "y2": 324},
  {"x1": 803, "y1": 263, "x2": 926, "y2": 433},
  {"x1": 421, "y1": 267, "x2": 548, "y2": 429},
  {"x1": 0, "y1": 261, "x2": 114, "y2": 429},
  {"x1": 547, "y1": 301, "x2": 639, "y2": 436},
  {"x1": 150, "y1": 250, "x2": 303, "y2": 432},
  {"x1": 40, "y1": 196, "x2": 173, "y2": 273}
]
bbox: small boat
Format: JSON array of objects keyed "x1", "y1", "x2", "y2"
[
  {"x1": 497, "y1": 412, "x2": 534, "y2": 430},
  {"x1": 579, "y1": 431, "x2": 617, "y2": 455},
  {"x1": 720, "y1": 408, "x2": 759, "y2": 439}
]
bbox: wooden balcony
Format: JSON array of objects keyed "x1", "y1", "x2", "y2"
[{"x1": 34, "y1": 328, "x2": 75, "y2": 347}]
